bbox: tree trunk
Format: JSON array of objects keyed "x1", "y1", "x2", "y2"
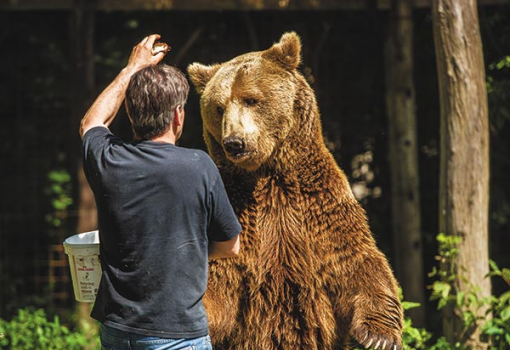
[
  {"x1": 385, "y1": 0, "x2": 425, "y2": 327},
  {"x1": 432, "y1": 0, "x2": 491, "y2": 347},
  {"x1": 69, "y1": 0, "x2": 97, "y2": 334}
]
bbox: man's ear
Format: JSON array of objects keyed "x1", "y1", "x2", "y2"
[
  {"x1": 261, "y1": 32, "x2": 301, "y2": 71},
  {"x1": 187, "y1": 63, "x2": 221, "y2": 95},
  {"x1": 173, "y1": 105, "x2": 184, "y2": 126}
]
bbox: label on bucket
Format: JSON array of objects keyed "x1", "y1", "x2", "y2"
[{"x1": 71, "y1": 254, "x2": 101, "y2": 302}]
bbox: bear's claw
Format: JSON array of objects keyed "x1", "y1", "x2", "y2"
[
  {"x1": 362, "y1": 337, "x2": 400, "y2": 350},
  {"x1": 354, "y1": 328, "x2": 402, "y2": 350}
]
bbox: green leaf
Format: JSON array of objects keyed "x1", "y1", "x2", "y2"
[
  {"x1": 489, "y1": 259, "x2": 501, "y2": 273},
  {"x1": 52, "y1": 199, "x2": 67, "y2": 210},
  {"x1": 48, "y1": 170, "x2": 71, "y2": 183},
  {"x1": 402, "y1": 301, "x2": 421, "y2": 310},
  {"x1": 437, "y1": 233, "x2": 447, "y2": 243},
  {"x1": 435, "y1": 281, "x2": 451, "y2": 300},
  {"x1": 501, "y1": 307, "x2": 510, "y2": 321},
  {"x1": 499, "y1": 291, "x2": 510, "y2": 305},
  {"x1": 456, "y1": 292, "x2": 465, "y2": 307},
  {"x1": 428, "y1": 266, "x2": 438, "y2": 278},
  {"x1": 502, "y1": 268, "x2": 510, "y2": 286},
  {"x1": 51, "y1": 184, "x2": 63, "y2": 194},
  {"x1": 467, "y1": 292, "x2": 478, "y2": 306}
]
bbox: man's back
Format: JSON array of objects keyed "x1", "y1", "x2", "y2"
[{"x1": 83, "y1": 126, "x2": 240, "y2": 338}]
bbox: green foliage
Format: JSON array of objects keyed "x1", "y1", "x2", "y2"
[
  {"x1": 400, "y1": 301, "x2": 432, "y2": 350},
  {"x1": 428, "y1": 233, "x2": 462, "y2": 310},
  {"x1": 481, "y1": 261, "x2": 510, "y2": 350},
  {"x1": 44, "y1": 169, "x2": 73, "y2": 230},
  {"x1": 487, "y1": 56, "x2": 510, "y2": 135},
  {"x1": 400, "y1": 234, "x2": 510, "y2": 350},
  {"x1": 0, "y1": 308, "x2": 98, "y2": 350},
  {"x1": 489, "y1": 56, "x2": 510, "y2": 70}
]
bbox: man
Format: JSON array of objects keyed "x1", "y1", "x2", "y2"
[{"x1": 80, "y1": 34, "x2": 241, "y2": 350}]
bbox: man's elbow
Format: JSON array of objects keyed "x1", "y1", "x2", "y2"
[
  {"x1": 209, "y1": 236, "x2": 240, "y2": 259},
  {"x1": 224, "y1": 237, "x2": 240, "y2": 257},
  {"x1": 79, "y1": 119, "x2": 89, "y2": 139},
  {"x1": 230, "y1": 239, "x2": 240, "y2": 257},
  {"x1": 79, "y1": 123, "x2": 85, "y2": 139}
]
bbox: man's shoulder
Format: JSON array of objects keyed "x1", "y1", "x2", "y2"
[
  {"x1": 82, "y1": 126, "x2": 122, "y2": 150},
  {"x1": 173, "y1": 147, "x2": 221, "y2": 182},
  {"x1": 83, "y1": 126, "x2": 111, "y2": 140},
  {"x1": 178, "y1": 147, "x2": 215, "y2": 166}
]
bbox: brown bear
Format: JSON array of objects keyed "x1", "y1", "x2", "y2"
[{"x1": 187, "y1": 32, "x2": 403, "y2": 350}]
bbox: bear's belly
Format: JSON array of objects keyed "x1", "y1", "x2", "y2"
[
  {"x1": 235, "y1": 217, "x2": 338, "y2": 349},
  {"x1": 237, "y1": 268, "x2": 337, "y2": 350}
]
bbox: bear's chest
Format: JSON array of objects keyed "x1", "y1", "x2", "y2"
[{"x1": 233, "y1": 180, "x2": 317, "y2": 283}]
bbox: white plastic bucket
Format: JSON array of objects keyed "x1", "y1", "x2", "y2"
[{"x1": 63, "y1": 230, "x2": 101, "y2": 303}]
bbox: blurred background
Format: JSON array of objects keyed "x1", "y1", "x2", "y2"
[{"x1": 0, "y1": 0, "x2": 508, "y2": 339}]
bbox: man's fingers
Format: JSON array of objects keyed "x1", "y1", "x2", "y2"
[
  {"x1": 145, "y1": 34, "x2": 161, "y2": 48},
  {"x1": 127, "y1": 34, "x2": 165, "y2": 70},
  {"x1": 141, "y1": 36, "x2": 150, "y2": 45},
  {"x1": 138, "y1": 34, "x2": 160, "y2": 49}
]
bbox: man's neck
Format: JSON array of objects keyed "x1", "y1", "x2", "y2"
[{"x1": 150, "y1": 130, "x2": 176, "y2": 144}]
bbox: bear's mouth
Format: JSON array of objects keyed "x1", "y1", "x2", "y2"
[
  {"x1": 224, "y1": 148, "x2": 263, "y2": 171},
  {"x1": 226, "y1": 150, "x2": 251, "y2": 161}
]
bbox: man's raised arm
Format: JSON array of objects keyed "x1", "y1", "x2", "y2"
[{"x1": 79, "y1": 34, "x2": 167, "y2": 139}]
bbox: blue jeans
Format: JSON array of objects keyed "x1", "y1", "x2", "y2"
[{"x1": 100, "y1": 324, "x2": 213, "y2": 350}]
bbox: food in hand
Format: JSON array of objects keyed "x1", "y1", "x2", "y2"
[{"x1": 152, "y1": 42, "x2": 171, "y2": 55}]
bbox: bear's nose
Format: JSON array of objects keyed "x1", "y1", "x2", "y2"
[{"x1": 223, "y1": 136, "x2": 246, "y2": 156}]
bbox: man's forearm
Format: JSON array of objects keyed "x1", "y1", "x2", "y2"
[{"x1": 79, "y1": 67, "x2": 136, "y2": 139}]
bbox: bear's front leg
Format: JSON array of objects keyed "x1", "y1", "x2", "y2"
[
  {"x1": 325, "y1": 199, "x2": 404, "y2": 350},
  {"x1": 341, "y1": 243, "x2": 403, "y2": 350}
]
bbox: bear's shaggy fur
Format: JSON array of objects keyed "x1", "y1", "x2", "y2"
[{"x1": 188, "y1": 32, "x2": 403, "y2": 350}]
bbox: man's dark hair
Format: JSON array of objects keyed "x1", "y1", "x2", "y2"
[{"x1": 125, "y1": 64, "x2": 189, "y2": 140}]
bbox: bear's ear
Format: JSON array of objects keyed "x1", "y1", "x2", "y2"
[
  {"x1": 262, "y1": 32, "x2": 301, "y2": 71},
  {"x1": 187, "y1": 63, "x2": 221, "y2": 95}
]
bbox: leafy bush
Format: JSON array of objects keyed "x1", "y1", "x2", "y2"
[
  {"x1": 0, "y1": 308, "x2": 98, "y2": 350},
  {"x1": 401, "y1": 234, "x2": 510, "y2": 350}
]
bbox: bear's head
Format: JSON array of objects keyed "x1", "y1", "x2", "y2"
[{"x1": 188, "y1": 32, "x2": 318, "y2": 172}]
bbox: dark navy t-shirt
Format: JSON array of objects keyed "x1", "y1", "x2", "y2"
[{"x1": 82, "y1": 127, "x2": 241, "y2": 339}]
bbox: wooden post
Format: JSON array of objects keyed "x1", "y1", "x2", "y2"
[
  {"x1": 432, "y1": 0, "x2": 491, "y2": 347},
  {"x1": 69, "y1": 0, "x2": 97, "y2": 335},
  {"x1": 385, "y1": 0, "x2": 425, "y2": 327}
]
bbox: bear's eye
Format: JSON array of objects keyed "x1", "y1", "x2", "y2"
[
  {"x1": 216, "y1": 106, "x2": 224, "y2": 116},
  {"x1": 244, "y1": 98, "x2": 258, "y2": 107}
]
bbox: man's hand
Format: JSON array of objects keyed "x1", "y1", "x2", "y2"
[
  {"x1": 79, "y1": 34, "x2": 169, "y2": 139},
  {"x1": 125, "y1": 34, "x2": 168, "y2": 74}
]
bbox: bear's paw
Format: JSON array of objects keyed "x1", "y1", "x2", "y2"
[{"x1": 352, "y1": 324, "x2": 402, "y2": 350}]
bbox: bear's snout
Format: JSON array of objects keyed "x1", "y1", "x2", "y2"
[{"x1": 223, "y1": 136, "x2": 246, "y2": 157}]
